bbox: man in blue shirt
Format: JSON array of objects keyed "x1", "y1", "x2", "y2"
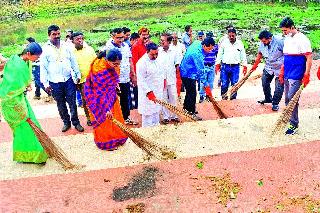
[
  {"x1": 182, "y1": 25, "x2": 193, "y2": 49},
  {"x1": 251, "y1": 30, "x2": 284, "y2": 111},
  {"x1": 180, "y1": 37, "x2": 215, "y2": 119}
]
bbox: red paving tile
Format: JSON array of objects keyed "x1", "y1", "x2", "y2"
[
  {"x1": 1, "y1": 140, "x2": 320, "y2": 212},
  {"x1": 1, "y1": 91, "x2": 320, "y2": 142}
]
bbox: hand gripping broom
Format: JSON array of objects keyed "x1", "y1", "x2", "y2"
[
  {"x1": 26, "y1": 118, "x2": 79, "y2": 170},
  {"x1": 111, "y1": 118, "x2": 176, "y2": 160},
  {"x1": 271, "y1": 85, "x2": 304, "y2": 135},
  {"x1": 154, "y1": 99, "x2": 199, "y2": 122}
]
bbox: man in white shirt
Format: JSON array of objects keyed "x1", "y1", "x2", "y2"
[
  {"x1": 103, "y1": 28, "x2": 138, "y2": 125},
  {"x1": 215, "y1": 28, "x2": 248, "y2": 100},
  {"x1": 136, "y1": 43, "x2": 164, "y2": 127},
  {"x1": 158, "y1": 33, "x2": 180, "y2": 124},
  {"x1": 278, "y1": 17, "x2": 312, "y2": 135},
  {"x1": 170, "y1": 32, "x2": 186, "y2": 99},
  {"x1": 40, "y1": 25, "x2": 84, "y2": 132}
]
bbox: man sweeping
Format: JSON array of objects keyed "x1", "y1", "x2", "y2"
[
  {"x1": 279, "y1": 17, "x2": 312, "y2": 135},
  {"x1": 251, "y1": 30, "x2": 284, "y2": 111},
  {"x1": 136, "y1": 43, "x2": 164, "y2": 127}
]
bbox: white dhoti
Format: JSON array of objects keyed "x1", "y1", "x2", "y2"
[
  {"x1": 142, "y1": 112, "x2": 160, "y2": 127},
  {"x1": 162, "y1": 84, "x2": 178, "y2": 120}
]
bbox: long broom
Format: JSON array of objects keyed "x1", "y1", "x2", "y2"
[
  {"x1": 225, "y1": 70, "x2": 254, "y2": 100},
  {"x1": 26, "y1": 118, "x2": 78, "y2": 170},
  {"x1": 271, "y1": 85, "x2": 304, "y2": 135},
  {"x1": 207, "y1": 95, "x2": 228, "y2": 119},
  {"x1": 154, "y1": 99, "x2": 199, "y2": 122},
  {"x1": 112, "y1": 118, "x2": 176, "y2": 160}
]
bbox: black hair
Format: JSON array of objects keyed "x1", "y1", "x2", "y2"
[
  {"x1": 21, "y1": 42, "x2": 42, "y2": 55},
  {"x1": 146, "y1": 42, "x2": 158, "y2": 52},
  {"x1": 279, "y1": 17, "x2": 294, "y2": 28},
  {"x1": 97, "y1": 49, "x2": 122, "y2": 61},
  {"x1": 48, "y1": 25, "x2": 60, "y2": 36},
  {"x1": 71, "y1": 32, "x2": 83, "y2": 40},
  {"x1": 185, "y1": 25, "x2": 192, "y2": 32},
  {"x1": 201, "y1": 37, "x2": 215, "y2": 47},
  {"x1": 226, "y1": 24, "x2": 234, "y2": 30},
  {"x1": 258, "y1": 30, "x2": 273, "y2": 40},
  {"x1": 228, "y1": 28, "x2": 237, "y2": 34},
  {"x1": 123, "y1": 27, "x2": 131, "y2": 34},
  {"x1": 161, "y1": 33, "x2": 173, "y2": 42},
  {"x1": 130, "y1": 32, "x2": 140, "y2": 41},
  {"x1": 26, "y1": 37, "x2": 36, "y2": 43},
  {"x1": 107, "y1": 49, "x2": 122, "y2": 61},
  {"x1": 206, "y1": 31, "x2": 214, "y2": 38},
  {"x1": 112, "y1": 28, "x2": 124, "y2": 35}
]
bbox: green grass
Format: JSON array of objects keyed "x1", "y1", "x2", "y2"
[{"x1": 0, "y1": 1, "x2": 319, "y2": 58}]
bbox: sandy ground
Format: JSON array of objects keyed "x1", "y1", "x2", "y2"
[{"x1": 1, "y1": 106, "x2": 320, "y2": 181}]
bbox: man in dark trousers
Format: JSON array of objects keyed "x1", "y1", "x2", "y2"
[{"x1": 40, "y1": 25, "x2": 84, "y2": 132}]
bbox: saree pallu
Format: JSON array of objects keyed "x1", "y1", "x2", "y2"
[
  {"x1": 84, "y1": 57, "x2": 128, "y2": 150},
  {"x1": 0, "y1": 55, "x2": 47, "y2": 163}
]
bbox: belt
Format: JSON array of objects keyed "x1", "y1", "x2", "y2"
[
  {"x1": 204, "y1": 63, "x2": 214, "y2": 67},
  {"x1": 223, "y1": 63, "x2": 239, "y2": 67}
]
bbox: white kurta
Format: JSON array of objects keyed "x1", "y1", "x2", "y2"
[
  {"x1": 137, "y1": 54, "x2": 164, "y2": 116},
  {"x1": 157, "y1": 47, "x2": 179, "y2": 86}
]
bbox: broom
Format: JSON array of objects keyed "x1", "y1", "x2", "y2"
[
  {"x1": 207, "y1": 95, "x2": 228, "y2": 119},
  {"x1": 271, "y1": 85, "x2": 304, "y2": 135},
  {"x1": 26, "y1": 118, "x2": 78, "y2": 170},
  {"x1": 112, "y1": 118, "x2": 176, "y2": 160},
  {"x1": 154, "y1": 99, "x2": 198, "y2": 122},
  {"x1": 225, "y1": 70, "x2": 254, "y2": 100}
]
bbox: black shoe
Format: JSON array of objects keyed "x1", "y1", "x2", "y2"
[
  {"x1": 75, "y1": 124, "x2": 84, "y2": 132},
  {"x1": 257, "y1": 99, "x2": 272, "y2": 105},
  {"x1": 62, "y1": 124, "x2": 71, "y2": 132},
  {"x1": 87, "y1": 120, "x2": 92, "y2": 126}
]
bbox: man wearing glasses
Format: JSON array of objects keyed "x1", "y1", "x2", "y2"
[{"x1": 103, "y1": 28, "x2": 138, "y2": 125}]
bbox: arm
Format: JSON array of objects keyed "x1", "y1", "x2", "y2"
[
  {"x1": 40, "y1": 53, "x2": 50, "y2": 89},
  {"x1": 129, "y1": 57, "x2": 137, "y2": 86},
  {"x1": 136, "y1": 60, "x2": 152, "y2": 94},
  {"x1": 69, "y1": 50, "x2": 81, "y2": 83},
  {"x1": 251, "y1": 52, "x2": 263, "y2": 71},
  {"x1": 239, "y1": 42, "x2": 248, "y2": 66},
  {"x1": 193, "y1": 52, "x2": 205, "y2": 79}
]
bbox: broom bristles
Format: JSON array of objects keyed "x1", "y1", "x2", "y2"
[
  {"x1": 271, "y1": 86, "x2": 304, "y2": 135},
  {"x1": 207, "y1": 96, "x2": 228, "y2": 119},
  {"x1": 112, "y1": 118, "x2": 176, "y2": 160},
  {"x1": 26, "y1": 119, "x2": 78, "y2": 170},
  {"x1": 155, "y1": 99, "x2": 198, "y2": 122}
]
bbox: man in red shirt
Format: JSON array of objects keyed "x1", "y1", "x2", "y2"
[{"x1": 130, "y1": 27, "x2": 150, "y2": 109}]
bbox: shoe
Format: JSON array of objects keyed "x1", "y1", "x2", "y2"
[
  {"x1": 124, "y1": 118, "x2": 138, "y2": 125},
  {"x1": 257, "y1": 99, "x2": 272, "y2": 105},
  {"x1": 45, "y1": 96, "x2": 54, "y2": 103},
  {"x1": 33, "y1": 96, "x2": 41, "y2": 100},
  {"x1": 272, "y1": 104, "x2": 279, "y2": 111},
  {"x1": 75, "y1": 124, "x2": 84, "y2": 132},
  {"x1": 171, "y1": 117, "x2": 180, "y2": 123},
  {"x1": 192, "y1": 114, "x2": 203, "y2": 121},
  {"x1": 62, "y1": 124, "x2": 71, "y2": 132},
  {"x1": 285, "y1": 124, "x2": 298, "y2": 135},
  {"x1": 199, "y1": 96, "x2": 204, "y2": 103},
  {"x1": 162, "y1": 119, "x2": 170, "y2": 124},
  {"x1": 87, "y1": 120, "x2": 92, "y2": 126}
]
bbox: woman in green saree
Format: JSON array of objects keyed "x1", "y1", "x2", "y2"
[{"x1": 0, "y1": 42, "x2": 48, "y2": 163}]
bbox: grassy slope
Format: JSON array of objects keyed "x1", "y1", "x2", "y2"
[{"x1": 0, "y1": 1, "x2": 319, "y2": 57}]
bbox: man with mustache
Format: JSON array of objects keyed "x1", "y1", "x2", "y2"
[
  {"x1": 40, "y1": 25, "x2": 84, "y2": 132},
  {"x1": 131, "y1": 27, "x2": 151, "y2": 110},
  {"x1": 251, "y1": 30, "x2": 284, "y2": 112},
  {"x1": 215, "y1": 28, "x2": 248, "y2": 100}
]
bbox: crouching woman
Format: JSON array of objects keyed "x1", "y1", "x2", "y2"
[{"x1": 84, "y1": 49, "x2": 128, "y2": 150}]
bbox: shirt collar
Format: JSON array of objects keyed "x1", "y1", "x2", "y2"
[{"x1": 111, "y1": 41, "x2": 124, "y2": 48}]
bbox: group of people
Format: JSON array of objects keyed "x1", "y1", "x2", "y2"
[{"x1": 0, "y1": 16, "x2": 317, "y2": 165}]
